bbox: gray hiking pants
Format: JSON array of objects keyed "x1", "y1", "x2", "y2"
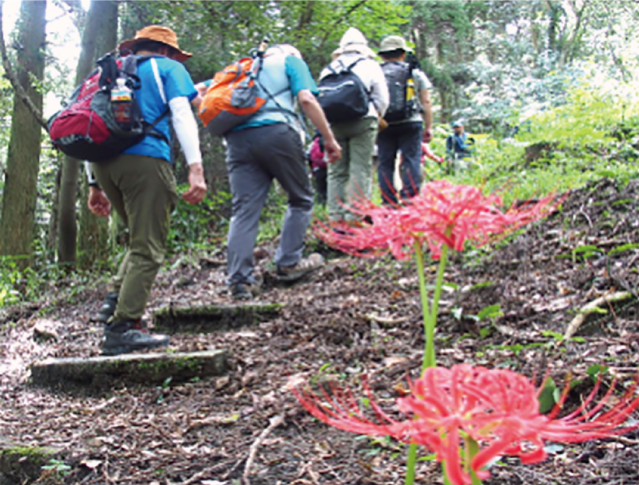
[{"x1": 225, "y1": 123, "x2": 313, "y2": 285}]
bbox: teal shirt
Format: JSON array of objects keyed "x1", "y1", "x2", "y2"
[{"x1": 233, "y1": 55, "x2": 317, "y2": 131}]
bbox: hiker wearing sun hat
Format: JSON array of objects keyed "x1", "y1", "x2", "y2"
[
  {"x1": 319, "y1": 27, "x2": 389, "y2": 224},
  {"x1": 118, "y1": 25, "x2": 193, "y2": 62},
  {"x1": 376, "y1": 34, "x2": 433, "y2": 204},
  {"x1": 88, "y1": 25, "x2": 207, "y2": 356}
]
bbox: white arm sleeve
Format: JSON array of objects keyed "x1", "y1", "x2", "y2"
[
  {"x1": 84, "y1": 161, "x2": 99, "y2": 187},
  {"x1": 169, "y1": 96, "x2": 203, "y2": 166}
]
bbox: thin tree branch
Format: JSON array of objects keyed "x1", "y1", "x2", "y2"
[
  {"x1": 56, "y1": 0, "x2": 87, "y2": 33},
  {"x1": 318, "y1": 0, "x2": 368, "y2": 51},
  {"x1": 242, "y1": 415, "x2": 285, "y2": 485},
  {"x1": 0, "y1": 0, "x2": 49, "y2": 132}
]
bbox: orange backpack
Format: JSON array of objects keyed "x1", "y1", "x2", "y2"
[{"x1": 198, "y1": 56, "x2": 267, "y2": 136}]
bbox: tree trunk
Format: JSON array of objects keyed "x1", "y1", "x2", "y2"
[
  {"x1": 57, "y1": 0, "x2": 117, "y2": 268},
  {"x1": 0, "y1": 0, "x2": 46, "y2": 269},
  {"x1": 77, "y1": 0, "x2": 118, "y2": 270}
]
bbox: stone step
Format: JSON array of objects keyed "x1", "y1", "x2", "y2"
[
  {"x1": 153, "y1": 303, "x2": 282, "y2": 334},
  {"x1": 30, "y1": 349, "x2": 228, "y2": 391},
  {"x1": 0, "y1": 444, "x2": 63, "y2": 485}
]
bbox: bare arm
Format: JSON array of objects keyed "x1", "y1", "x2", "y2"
[
  {"x1": 297, "y1": 89, "x2": 342, "y2": 164},
  {"x1": 420, "y1": 88, "x2": 433, "y2": 143},
  {"x1": 191, "y1": 81, "x2": 209, "y2": 109}
]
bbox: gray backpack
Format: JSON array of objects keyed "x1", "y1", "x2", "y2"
[{"x1": 381, "y1": 61, "x2": 419, "y2": 122}]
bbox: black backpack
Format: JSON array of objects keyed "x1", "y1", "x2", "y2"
[
  {"x1": 317, "y1": 58, "x2": 370, "y2": 123},
  {"x1": 48, "y1": 53, "x2": 169, "y2": 162},
  {"x1": 382, "y1": 61, "x2": 419, "y2": 123}
]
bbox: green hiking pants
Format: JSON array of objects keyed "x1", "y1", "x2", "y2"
[
  {"x1": 326, "y1": 117, "x2": 378, "y2": 222},
  {"x1": 92, "y1": 154, "x2": 178, "y2": 321}
]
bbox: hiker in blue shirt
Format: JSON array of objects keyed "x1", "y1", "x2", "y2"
[
  {"x1": 214, "y1": 44, "x2": 341, "y2": 300},
  {"x1": 445, "y1": 120, "x2": 474, "y2": 168},
  {"x1": 87, "y1": 26, "x2": 207, "y2": 356}
]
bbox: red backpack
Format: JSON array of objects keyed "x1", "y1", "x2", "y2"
[{"x1": 48, "y1": 53, "x2": 168, "y2": 162}]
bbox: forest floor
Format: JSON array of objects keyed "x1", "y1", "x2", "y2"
[{"x1": 1, "y1": 177, "x2": 639, "y2": 485}]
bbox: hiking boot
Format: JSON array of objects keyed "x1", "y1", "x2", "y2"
[
  {"x1": 102, "y1": 319, "x2": 169, "y2": 356},
  {"x1": 276, "y1": 253, "x2": 324, "y2": 282},
  {"x1": 93, "y1": 293, "x2": 118, "y2": 323},
  {"x1": 230, "y1": 282, "x2": 259, "y2": 301}
]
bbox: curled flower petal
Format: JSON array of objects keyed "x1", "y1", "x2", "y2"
[{"x1": 293, "y1": 365, "x2": 639, "y2": 484}]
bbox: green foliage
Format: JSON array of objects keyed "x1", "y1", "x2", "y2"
[
  {"x1": 167, "y1": 186, "x2": 232, "y2": 254},
  {"x1": 439, "y1": 68, "x2": 639, "y2": 205},
  {"x1": 537, "y1": 378, "x2": 560, "y2": 414},
  {"x1": 257, "y1": 184, "x2": 289, "y2": 244},
  {"x1": 42, "y1": 458, "x2": 71, "y2": 477},
  {"x1": 145, "y1": 1, "x2": 409, "y2": 80}
]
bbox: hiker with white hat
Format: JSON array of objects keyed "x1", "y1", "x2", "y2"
[{"x1": 318, "y1": 28, "x2": 389, "y2": 224}]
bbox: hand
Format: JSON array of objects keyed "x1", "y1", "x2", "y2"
[
  {"x1": 422, "y1": 128, "x2": 433, "y2": 143},
  {"x1": 191, "y1": 83, "x2": 209, "y2": 108},
  {"x1": 323, "y1": 137, "x2": 342, "y2": 164},
  {"x1": 197, "y1": 82, "x2": 209, "y2": 94},
  {"x1": 88, "y1": 187, "x2": 111, "y2": 217},
  {"x1": 182, "y1": 163, "x2": 207, "y2": 204}
]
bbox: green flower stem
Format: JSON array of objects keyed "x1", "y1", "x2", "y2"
[
  {"x1": 414, "y1": 242, "x2": 432, "y2": 370},
  {"x1": 405, "y1": 242, "x2": 451, "y2": 485},
  {"x1": 465, "y1": 436, "x2": 483, "y2": 485},
  {"x1": 405, "y1": 243, "x2": 431, "y2": 485},
  {"x1": 404, "y1": 444, "x2": 418, "y2": 485},
  {"x1": 426, "y1": 244, "x2": 449, "y2": 371}
]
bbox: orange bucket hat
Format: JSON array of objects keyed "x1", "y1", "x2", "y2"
[{"x1": 118, "y1": 25, "x2": 192, "y2": 63}]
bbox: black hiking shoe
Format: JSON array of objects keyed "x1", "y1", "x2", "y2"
[
  {"x1": 102, "y1": 320, "x2": 169, "y2": 356},
  {"x1": 230, "y1": 282, "x2": 259, "y2": 301},
  {"x1": 93, "y1": 293, "x2": 118, "y2": 323},
  {"x1": 275, "y1": 253, "x2": 324, "y2": 282}
]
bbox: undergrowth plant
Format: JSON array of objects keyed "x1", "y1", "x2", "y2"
[
  {"x1": 444, "y1": 72, "x2": 639, "y2": 204},
  {"x1": 167, "y1": 185, "x2": 232, "y2": 254}
]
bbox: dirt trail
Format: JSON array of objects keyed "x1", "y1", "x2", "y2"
[{"x1": 1, "y1": 178, "x2": 638, "y2": 485}]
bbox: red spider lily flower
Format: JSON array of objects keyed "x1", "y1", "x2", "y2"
[
  {"x1": 292, "y1": 365, "x2": 639, "y2": 485},
  {"x1": 315, "y1": 180, "x2": 561, "y2": 260}
]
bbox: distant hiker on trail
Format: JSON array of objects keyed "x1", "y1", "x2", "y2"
[
  {"x1": 216, "y1": 44, "x2": 341, "y2": 300},
  {"x1": 88, "y1": 26, "x2": 207, "y2": 356},
  {"x1": 376, "y1": 35, "x2": 433, "y2": 204},
  {"x1": 445, "y1": 119, "x2": 475, "y2": 171},
  {"x1": 318, "y1": 27, "x2": 388, "y2": 223}
]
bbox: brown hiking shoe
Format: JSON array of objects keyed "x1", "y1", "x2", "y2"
[{"x1": 276, "y1": 253, "x2": 324, "y2": 282}]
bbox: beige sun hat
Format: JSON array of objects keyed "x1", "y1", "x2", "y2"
[
  {"x1": 118, "y1": 25, "x2": 192, "y2": 63},
  {"x1": 339, "y1": 27, "x2": 376, "y2": 59},
  {"x1": 378, "y1": 35, "x2": 412, "y2": 54}
]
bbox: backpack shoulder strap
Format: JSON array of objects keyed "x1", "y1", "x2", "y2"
[
  {"x1": 251, "y1": 54, "x2": 307, "y2": 138},
  {"x1": 143, "y1": 57, "x2": 170, "y2": 143},
  {"x1": 149, "y1": 58, "x2": 167, "y2": 104},
  {"x1": 345, "y1": 57, "x2": 365, "y2": 71}
]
